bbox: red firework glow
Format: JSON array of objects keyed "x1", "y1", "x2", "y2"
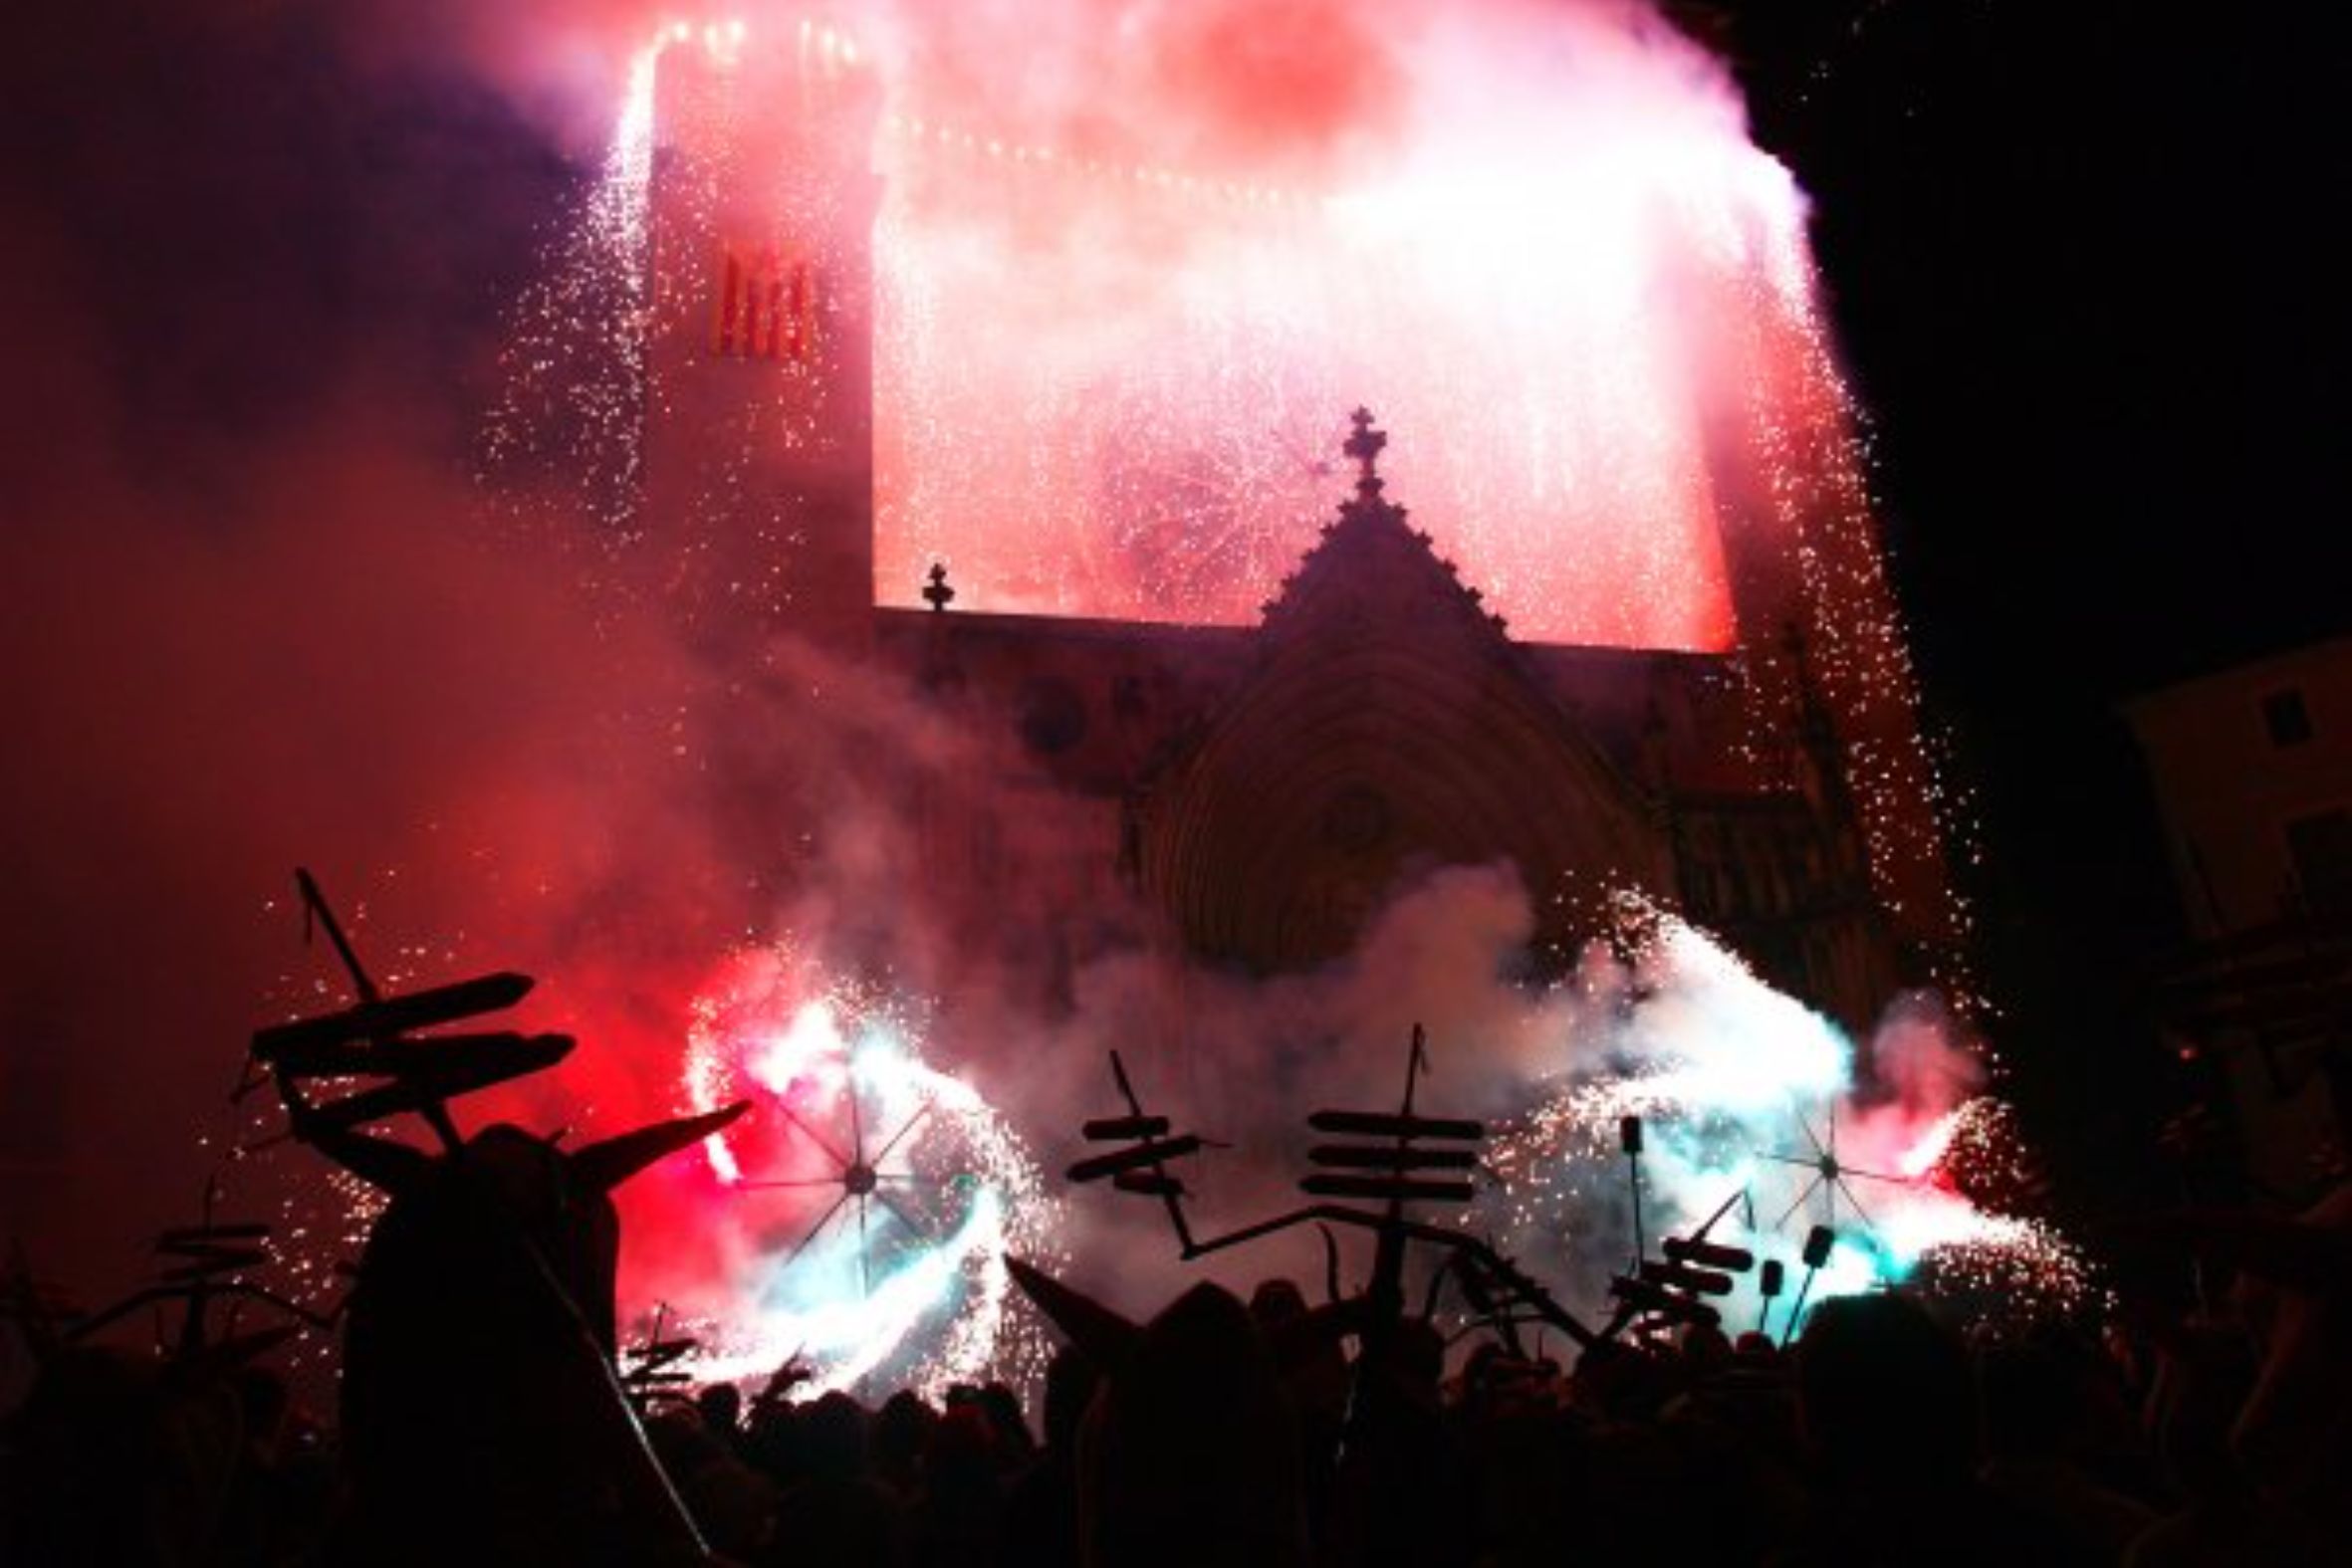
[
  {"x1": 603, "y1": 2, "x2": 1854, "y2": 649},
  {"x1": 196, "y1": 2, "x2": 1988, "y2": 1385},
  {"x1": 486, "y1": 0, "x2": 1956, "y2": 940}
]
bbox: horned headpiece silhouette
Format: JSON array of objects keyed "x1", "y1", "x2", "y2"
[{"x1": 248, "y1": 871, "x2": 748, "y2": 1564}]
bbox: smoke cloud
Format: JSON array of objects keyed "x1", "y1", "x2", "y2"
[{"x1": 1, "y1": 0, "x2": 2014, "y2": 1401}]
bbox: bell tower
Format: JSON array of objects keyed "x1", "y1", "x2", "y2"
[{"x1": 638, "y1": 19, "x2": 881, "y2": 656}]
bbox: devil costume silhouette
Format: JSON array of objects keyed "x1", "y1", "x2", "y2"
[
  {"x1": 245, "y1": 872, "x2": 750, "y2": 1564},
  {"x1": 315, "y1": 1110, "x2": 743, "y2": 1565}
]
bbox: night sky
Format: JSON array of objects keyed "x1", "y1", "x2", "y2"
[
  {"x1": 2, "y1": 3, "x2": 2341, "y2": 1283},
  {"x1": 1720, "y1": 4, "x2": 2344, "y2": 1208}
]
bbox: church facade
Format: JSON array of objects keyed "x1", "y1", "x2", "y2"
[
  {"x1": 868, "y1": 410, "x2": 1910, "y2": 1034},
  {"x1": 632, "y1": 31, "x2": 1955, "y2": 1040}
]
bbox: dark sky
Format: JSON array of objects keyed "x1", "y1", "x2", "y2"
[
  {"x1": 1731, "y1": 4, "x2": 2341, "y2": 688},
  {"x1": 1, "y1": 2, "x2": 2341, "y2": 1276},
  {"x1": 1720, "y1": 3, "x2": 2345, "y2": 1203}
]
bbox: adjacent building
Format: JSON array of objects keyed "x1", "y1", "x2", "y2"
[{"x1": 2127, "y1": 637, "x2": 2352, "y2": 1201}]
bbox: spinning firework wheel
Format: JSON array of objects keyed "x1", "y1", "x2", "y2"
[
  {"x1": 739, "y1": 1063, "x2": 954, "y2": 1297},
  {"x1": 682, "y1": 969, "x2": 1063, "y2": 1402},
  {"x1": 1761, "y1": 1096, "x2": 1914, "y2": 1241}
]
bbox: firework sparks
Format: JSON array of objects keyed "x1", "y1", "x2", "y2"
[
  {"x1": 1477, "y1": 908, "x2": 2092, "y2": 1333},
  {"x1": 472, "y1": 7, "x2": 1971, "y2": 965},
  {"x1": 677, "y1": 946, "x2": 1062, "y2": 1403},
  {"x1": 449, "y1": 7, "x2": 2040, "y2": 1356},
  {"x1": 867, "y1": 59, "x2": 1764, "y2": 646},
  {"x1": 478, "y1": 36, "x2": 666, "y2": 540},
  {"x1": 484, "y1": 10, "x2": 1807, "y2": 653}
]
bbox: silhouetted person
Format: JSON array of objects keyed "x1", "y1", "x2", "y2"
[
  {"x1": 912, "y1": 1402, "x2": 1007, "y2": 1567},
  {"x1": 4, "y1": 1344, "x2": 236, "y2": 1566},
  {"x1": 313, "y1": 1107, "x2": 741, "y2": 1565},
  {"x1": 763, "y1": 1392, "x2": 907, "y2": 1568},
  {"x1": 972, "y1": 1382, "x2": 1036, "y2": 1469},
  {"x1": 1680, "y1": 1319, "x2": 1734, "y2": 1379},
  {"x1": 871, "y1": 1389, "x2": 937, "y2": 1505},
  {"x1": 742, "y1": 1397, "x2": 809, "y2": 1492},
  {"x1": 1978, "y1": 1332, "x2": 2158, "y2": 1558},
  {"x1": 696, "y1": 1381, "x2": 746, "y2": 1454},
  {"x1": 1783, "y1": 1292, "x2": 2061, "y2": 1567},
  {"x1": 1251, "y1": 1277, "x2": 1348, "y2": 1537},
  {"x1": 1003, "y1": 1346, "x2": 1100, "y2": 1568},
  {"x1": 218, "y1": 1363, "x2": 335, "y2": 1566},
  {"x1": 2223, "y1": 1185, "x2": 2352, "y2": 1559},
  {"x1": 2127, "y1": 1323, "x2": 2267, "y2": 1567},
  {"x1": 641, "y1": 1403, "x2": 772, "y2": 1561},
  {"x1": 1319, "y1": 1316, "x2": 1473, "y2": 1568},
  {"x1": 1077, "y1": 1282, "x2": 1307, "y2": 1568},
  {"x1": 2118, "y1": 1179, "x2": 2352, "y2": 1561}
]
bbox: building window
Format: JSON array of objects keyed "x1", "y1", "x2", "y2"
[
  {"x1": 711, "y1": 244, "x2": 822, "y2": 362},
  {"x1": 2262, "y1": 687, "x2": 2313, "y2": 748},
  {"x1": 2284, "y1": 807, "x2": 2352, "y2": 913},
  {"x1": 1017, "y1": 677, "x2": 1088, "y2": 757}
]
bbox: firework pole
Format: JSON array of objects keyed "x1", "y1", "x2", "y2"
[{"x1": 1780, "y1": 1225, "x2": 1835, "y2": 1349}]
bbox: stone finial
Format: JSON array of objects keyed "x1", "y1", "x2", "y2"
[{"x1": 1342, "y1": 406, "x2": 1388, "y2": 496}]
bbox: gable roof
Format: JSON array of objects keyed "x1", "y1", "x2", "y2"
[{"x1": 1133, "y1": 411, "x2": 1674, "y2": 971}]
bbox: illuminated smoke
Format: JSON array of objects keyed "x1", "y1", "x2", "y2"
[
  {"x1": 455, "y1": 3, "x2": 2023, "y2": 1345},
  {"x1": 479, "y1": 3, "x2": 1966, "y2": 953},
  {"x1": 854, "y1": 1, "x2": 1799, "y2": 648},
  {"x1": 868, "y1": 119, "x2": 1767, "y2": 648},
  {"x1": 1476, "y1": 901, "x2": 2092, "y2": 1334},
  {"x1": 489, "y1": 6, "x2": 1832, "y2": 648},
  {"x1": 574, "y1": 5, "x2": 1788, "y2": 646}
]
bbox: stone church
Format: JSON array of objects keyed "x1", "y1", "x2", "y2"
[
  {"x1": 632, "y1": 29, "x2": 1953, "y2": 1038},
  {"x1": 869, "y1": 409, "x2": 1911, "y2": 1034}
]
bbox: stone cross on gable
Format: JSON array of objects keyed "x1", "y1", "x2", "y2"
[{"x1": 1343, "y1": 406, "x2": 1387, "y2": 493}]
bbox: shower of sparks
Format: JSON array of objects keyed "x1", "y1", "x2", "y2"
[
  {"x1": 479, "y1": 38, "x2": 666, "y2": 542},
  {"x1": 474, "y1": 10, "x2": 1968, "y2": 968},
  {"x1": 1475, "y1": 907, "x2": 2092, "y2": 1334},
  {"x1": 478, "y1": 10, "x2": 1803, "y2": 652},
  {"x1": 677, "y1": 946, "x2": 1062, "y2": 1404},
  {"x1": 869, "y1": 87, "x2": 1763, "y2": 646},
  {"x1": 1716, "y1": 266, "x2": 1972, "y2": 969}
]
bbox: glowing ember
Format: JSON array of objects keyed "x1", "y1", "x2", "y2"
[{"x1": 677, "y1": 947, "x2": 1061, "y2": 1402}]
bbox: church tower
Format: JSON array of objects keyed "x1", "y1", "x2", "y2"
[{"x1": 639, "y1": 20, "x2": 880, "y2": 655}]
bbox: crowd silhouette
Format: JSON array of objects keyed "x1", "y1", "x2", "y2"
[
  {"x1": 9, "y1": 898, "x2": 2346, "y2": 1564},
  {"x1": 6, "y1": 1194, "x2": 2352, "y2": 1567}
]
